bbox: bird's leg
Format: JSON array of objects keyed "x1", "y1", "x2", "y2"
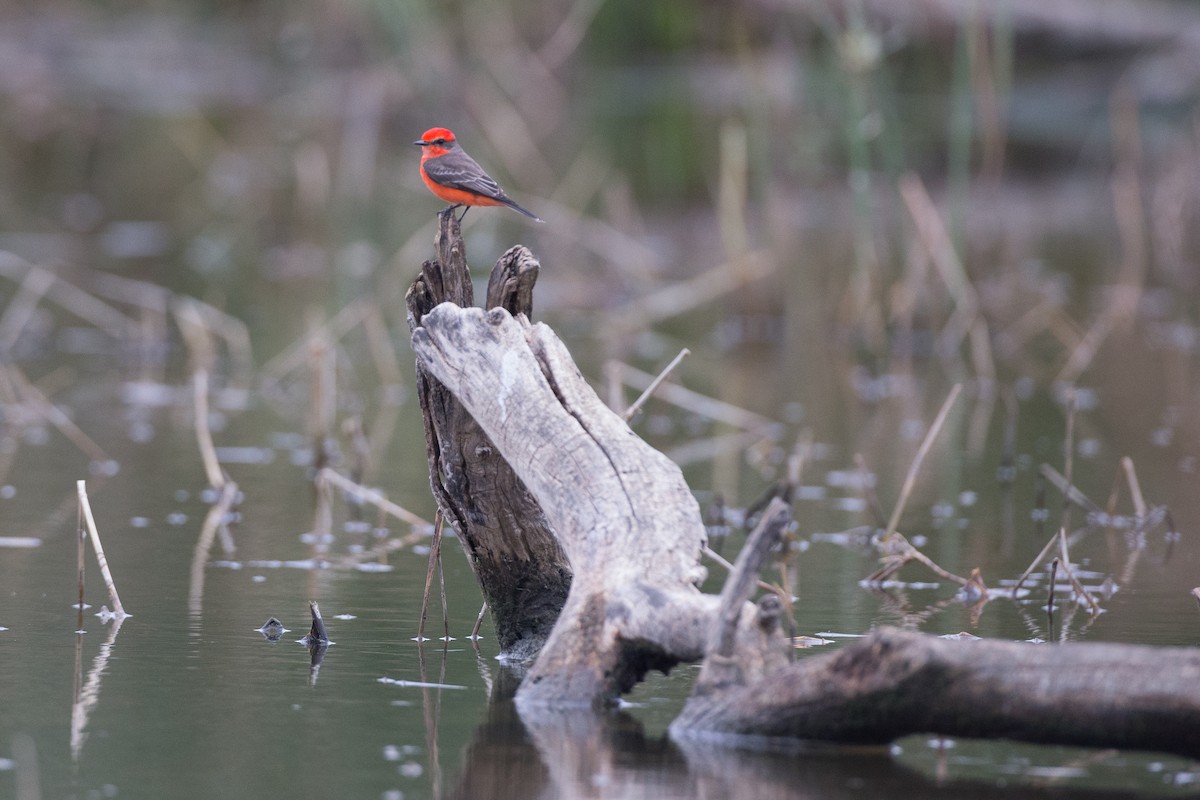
[{"x1": 456, "y1": 206, "x2": 470, "y2": 223}]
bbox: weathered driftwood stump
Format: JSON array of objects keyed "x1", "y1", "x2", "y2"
[
  {"x1": 408, "y1": 214, "x2": 1200, "y2": 757},
  {"x1": 405, "y1": 210, "x2": 570, "y2": 659}
]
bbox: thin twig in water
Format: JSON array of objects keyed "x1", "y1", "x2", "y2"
[
  {"x1": 703, "y1": 545, "x2": 778, "y2": 594},
  {"x1": 9, "y1": 366, "x2": 111, "y2": 464},
  {"x1": 76, "y1": 481, "x2": 126, "y2": 619},
  {"x1": 612, "y1": 361, "x2": 780, "y2": 434},
  {"x1": 622, "y1": 348, "x2": 690, "y2": 421},
  {"x1": 76, "y1": 497, "x2": 86, "y2": 632},
  {"x1": 1060, "y1": 389, "x2": 1077, "y2": 537},
  {"x1": 317, "y1": 467, "x2": 431, "y2": 528},
  {"x1": 416, "y1": 510, "x2": 445, "y2": 642},
  {"x1": 437, "y1": 547, "x2": 451, "y2": 641},
  {"x1": 1048, "y1": 557, "x2": 1059, "y2": 618},
  {"x1": 1038, "y1": 463, "x2": 1101, "y2": 514},
  {"x1": 882, "y1": 383, "x2": 963, "y2": 543},
  {"x1": 1121, "y1": 456, "x2": 1147, "y2": 519},
  {"x1": 470, "y1": 602, "x2": 487, "y2": 640}
]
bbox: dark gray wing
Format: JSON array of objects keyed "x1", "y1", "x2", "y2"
[{"x1": 423, "y1": 150, "x2": 508, "y2": 200}]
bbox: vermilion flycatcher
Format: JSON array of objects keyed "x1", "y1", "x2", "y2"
[{"x1": 413, "y1": 127, "x2": 543, "y2": 222}]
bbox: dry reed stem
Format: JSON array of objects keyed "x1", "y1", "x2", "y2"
[
  {"x1": 415, "y1": 510, "x2": 445, "y2": 643},
  {"x1": 0, "y1": 253, "x2": 134, "y2": 338},
  {"x1": 1060, "y1": 388, "x2": 1077, "y2": 537},
  {"x1": 1052, "y1": 389, "x2": 1099, "y2": 613},
  {"x1": 1038, "y1": 463, "x2": 1101, "y2": 514},
  {"x1": 621, "y1": 348, "x2": 690, "y2": 421},
  {"x1": 539, "y1": 0, "x2": 606, "y2": 68},
  {"x1": 898, "y1": 174, "x2": 983, "y2": 360},
  {"x1": 76, "y1": 480, "x2": 126, "y2": 619},
  {"x1": 0, "y1": 264, "x2": 54, "y2": 353},
  {"x1": 259, "y1": 298, "x2": 370, "y2": 382},
  {"x1": 1055, "y1": 298, "x2": 1130, "y2": 386},
  {"x1": 997, "y1": 299, "x2": 1073, "y2": 357},
  {"x1": 192, "y1": 369, "x2": 226, "y2": 489},
  {"x1": 702, "y1": 544, "x2": 778, "y2": 595},
  {"x1": 882, "y1": 383, "x2": 963, "y2": 542},
  {"x1": 605, "y1": 360, "x2": 623, "y2": 412},
  {"x1": 363, "y1": 304, "x2": 405, "y2": 390},
  {"x1": 665, "y1": 429, "x2": 768, "y2": 468},
  {"x1": 470, "y1": 602, "x2": 488, "y2": 640},
  {"x1": 1121, "y1": 456, "x2": 1147, "y2": 519},
  {"x1": 612, "y1": 361, "x2": 779, "y2": 434},
  {"x1": 9, "y1": 366, "x2": 110, "y2": 463},
  {"x1": 1058, "y1": 527, "x2": 1101, "y2": 615},
  {"x1": 316, "y1": 467, "x2": 430, "y2": 528},
  {"x1": 865, "y1": 532, "x2": 972, "y2": 587},
  {"x1": 611, "y1": 250, "x2": 774, "y2": 332},
  {"x1": 1013, "y1": 531, "x2": 1065, "y2": 598},
  {"x1": 718, "y1": 121, "x2": 751, "y2": 282},
  {"x1": 76, "y1": 497, "x2": 86, "y2": 631}
]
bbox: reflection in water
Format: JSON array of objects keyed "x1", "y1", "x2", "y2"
[
  {"x1": 306, "y1": 641, "x2": 329, "y2": 687},
  {"x1": 448, "y1": 685, "x2": 1165, "y2": 800},
  {"x1": 70, "y1": 614, "x2": 126, "y2": 762},
  {"x1": 187, "y1": 480, "x2": 240, "y2": 617}
]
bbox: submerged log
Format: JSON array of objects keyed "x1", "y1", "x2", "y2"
[
  {"x1": 673, "y1": 626, "x2": 1200, "y2": 757},
  {"x1": 408, "y1": 217, "x2": 1200, "y2": 756}
]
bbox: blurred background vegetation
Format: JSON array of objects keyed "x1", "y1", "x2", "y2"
[{"x1": 2, "y1": 0, "x2": 1199, "y2": 504}]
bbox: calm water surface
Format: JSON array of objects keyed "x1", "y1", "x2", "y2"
[{"x1": 1, "y1": 330, "x2": 1198, "y2": 799}]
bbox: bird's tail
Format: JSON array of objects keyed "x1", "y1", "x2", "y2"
[{"x1": 503, "y1": 198, "x2": 544, "y2": 223}]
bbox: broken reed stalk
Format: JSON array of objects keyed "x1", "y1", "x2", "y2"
[
  {"x1": 703, "y1": 544, "x2": 778, "y2": 595},
  {"x1": 881, "y1": 383, "x2": 963, "y2": 542},
  {"x1": 192, "y1": 368, "x2": 226, "y2": 489},
  {"x1": 76, "y1": 498, "x2": 86, "y2": 631},
  {"x1": 437, "y1": 546, "x2": 450, "y2": 641},
  {"x1": 612, "y1": 361, "x2": 779, "y2": 433},
  {"x1": 622, "y1": 347, "x2": 690, "y2": 421},
  {"x1": 1039, "y1": 463, "x2": 1101, "y2": 514},
  {"x1": 1048, "y1": 557, "x2": 1059, "y2": 617},
  {"x1": 470, "y1": 602, "x2": 487, "y2": 640},
  {"x1": 316, "y1": 467, "x2": 430, "y2": 529},
  {"x1": 1055, "y1": 390, "x2": 1100, "y2": 614},
  {"x1": 76, "y1": 480, "x2": 126, "y2": 619},
  {"x1": 1121, "y1": 456, "x2": 1147, "y2": 519},
  {"x1": 416, "y1": 510, "x2": 445, "y2": 642},
  {"x1": 10, "y1": 365, "x2": 111, "y2": 464},
  {"x1": 1060, "y1": 389, "x2": 1076, "y2": 537}
]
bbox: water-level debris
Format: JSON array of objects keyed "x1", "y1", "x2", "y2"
[
  {"x1": 256, "y1": 617, "x2": 287, "y2": 641},
  {"x1": 299, "y1": 601, "x2": 332, "y2": 646}
]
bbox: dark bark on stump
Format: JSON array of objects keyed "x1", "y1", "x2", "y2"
[{"x1": 405, "y1": 210, "x2": 570, "y2": 658}]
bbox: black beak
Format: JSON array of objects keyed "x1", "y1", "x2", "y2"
[{"x1": 412, "y1": 139, "x2": 427, "y2": 147}]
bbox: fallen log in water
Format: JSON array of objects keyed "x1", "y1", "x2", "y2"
[{"x1": 407, "y1": 212, "x2": 1200, "y2": 756}]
